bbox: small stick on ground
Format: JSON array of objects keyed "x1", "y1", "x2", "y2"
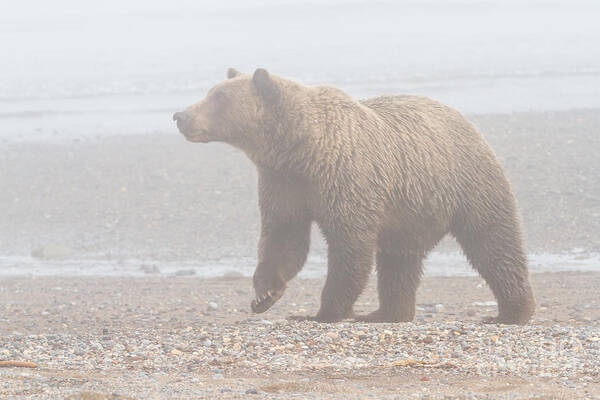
[{"x1": 0, "y1": 360, "x2": 39, "y2": 368}]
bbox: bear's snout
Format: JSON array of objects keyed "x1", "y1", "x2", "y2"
[
  {"x1": 173, "y1": 111, "x2": 194, "y2": 135},
  {"x1": 173, "y1": 111, "x2": 211, "y2": 143},
  {"x1": 172, "y1": 112, "x2": 184, "y2": 122},
  {"x1": 173, "y1": 111, "x2": 191, "y2": 131}
]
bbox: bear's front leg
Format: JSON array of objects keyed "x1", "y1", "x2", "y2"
[
  {"x1": 251, "y1": 218, "x2": 311, "y2": 314},
  {"x1": 251, "y1": 169, "x2": 311, "y2": 314},
  {"x1": 289, "y1": 231, "x2": 375, "y2": 322}
]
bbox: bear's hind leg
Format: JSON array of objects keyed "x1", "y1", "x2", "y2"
[
  {"x1": 355, "y1": 250, "x2": 424, "y2": 322},
  {"x1": 452, "y1": 205, "x2": 535, "y2": 325}
]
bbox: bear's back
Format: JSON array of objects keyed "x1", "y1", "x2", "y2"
[
  {"x1": 356, "y1": 94, "x2": 503, "y2": 216},
  {"x1": 359, "y1": 94, "x2": 494, "y2": 173},
  {"x1": 359, "y1": 94, "x2": 476, "y2": 142}
]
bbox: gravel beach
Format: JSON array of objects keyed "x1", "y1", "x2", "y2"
[
  {"x1": 1, "y1": 109, "x2": 599, "y2": 398},
  {"x1": 1, "y1": 272, "x2": 600, "y2": 399}
]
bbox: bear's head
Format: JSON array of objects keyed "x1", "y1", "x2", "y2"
[{"x1": 173, "y1": 68, "x2": 283, "y2": 148}]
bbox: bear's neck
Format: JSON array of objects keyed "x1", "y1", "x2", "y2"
[
  {"x1": 244, "y1": 123, "x2": 348, "y2": 183},
  {"x1": 243, "y1": 135, "x2": 317, "y2": 179},
  {"x1": 243, "y1": 86, "x2": 362, "y2": 180}
]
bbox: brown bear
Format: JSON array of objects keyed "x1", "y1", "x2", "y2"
[{"x1": 173, "y1": 68, "x2": 535, "y2": 324}]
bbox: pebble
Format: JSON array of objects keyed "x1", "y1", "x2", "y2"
[
  {"x1": 174, "y1": 269, "x2": 196, "y2": 276},
  {"x1": 472, "y1": 301, "x2": 497, "y2": 307},
  {"x1": 139, "y1": 264, "x2": 160, "y2": 274}
]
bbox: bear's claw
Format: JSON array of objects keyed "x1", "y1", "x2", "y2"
[{"x1": 251, "y1": 289, "x2": 284, "y2": 314}]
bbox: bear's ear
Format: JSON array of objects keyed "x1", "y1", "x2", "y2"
[
  {"x1": 252, "y1": 68, "x2": 279, "y2": 104},
  {"x1": 227, "y1": 68, "x2": 241, "y2": 79}
]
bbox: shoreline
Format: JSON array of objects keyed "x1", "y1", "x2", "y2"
[{"x1": 0, "y1": 250, "x2": 599, "y2": 278}]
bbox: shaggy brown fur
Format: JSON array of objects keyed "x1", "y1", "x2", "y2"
[{"x1": 173, "y1": 68, "x2": 535, "y2": 324}]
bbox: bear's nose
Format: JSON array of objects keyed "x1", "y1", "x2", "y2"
[{"x1": 172, "y1": 112, "x2": 184, "y2": 122}]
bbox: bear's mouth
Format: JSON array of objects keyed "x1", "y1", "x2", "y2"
[
  {"x1": 183, "y1": 129, "x2": 211, "y2": 143},
  {"x1": 184, "y1": 135, "x2": 210, "y2": 143},
  {"x1": 251, "y1": 288, "x2": 285, "y2": 314}
]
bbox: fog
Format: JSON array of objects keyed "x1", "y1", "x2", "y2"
[
  {"x1": 1, "y1": 1, "x2": 599, "y2": 398},
  {"x1": 2, "y1": 0, "x2": 600, "y2": 141},
  {"x1": 1, "y1": 0, "x2": 599, "y2": 272}
]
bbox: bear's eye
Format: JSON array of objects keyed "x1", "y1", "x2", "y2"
[{"x1": 213, "y1": 91, "x2": 228, "y2": 106}]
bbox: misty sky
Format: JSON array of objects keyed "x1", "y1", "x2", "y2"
[{"x1": 1, "y1": 0, "x2": 599, "y2": 140}]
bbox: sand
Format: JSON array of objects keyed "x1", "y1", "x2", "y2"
[{"x1": 1, "y1": 109, "x2": 599, "y2": 261}]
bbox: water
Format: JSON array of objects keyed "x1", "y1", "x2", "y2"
[
  {"x1": 0, "y1": 251, "x2": 598, "y2": 278},
  {"x1": 1, "y1": 0, "x2": 600, "y2": 142}
]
